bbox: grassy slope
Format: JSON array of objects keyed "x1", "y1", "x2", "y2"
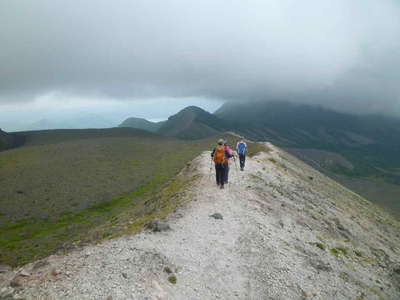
[{"x1": 0, "y1": 129, "x2": 261, "y2": 266}]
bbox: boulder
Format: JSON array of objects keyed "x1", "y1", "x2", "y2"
[
  {"x1": 146, "y1": 219, "x2": 171, "y2": 232},
  {"x1": 209, "y1": 213, "x2": 223, "y2": 220}
]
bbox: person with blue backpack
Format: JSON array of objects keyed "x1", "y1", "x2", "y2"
[{"x1": 236, "y1": 139, "x2": 247, "y2": 171}]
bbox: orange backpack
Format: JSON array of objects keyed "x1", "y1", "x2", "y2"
[{"x1": 213, "y1": 146, "x2": 226, "y2": 164}]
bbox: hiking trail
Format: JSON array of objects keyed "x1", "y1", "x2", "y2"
[{"x1": 1, "y1": 143, "x2": 400, "y2": 300}]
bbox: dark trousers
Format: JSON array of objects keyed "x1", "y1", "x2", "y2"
[
  {"x1": 215, "y1": 163, "x2": 225, "y2": 186},
  {"x1": 223, "y1": 162, "x2": 229, "y2": 183},
  {"x1": 239, "y1": 154, "x2": 246, "y2": 169}
]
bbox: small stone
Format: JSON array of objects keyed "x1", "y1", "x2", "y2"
[
  {"x1": 278, "y1": 220, "x2": 284, "y2": 228},
  {"x1": 10, "y1": 276, "x2": 23, "y2": 288},
  {"x1": 303, "y1": 291, "x2": 312, "y2": 297},
  {"x1": 122, "y1": 272, "x2": 128, "y2": 279},
  {"x1": 209, "y1": 213, "x2": 223, "y2": 220},
  {"x1": 0, "y1": 287, "x2": 14, "y2": 299},
  {"x1": 19, "y1": 270, "x2": 30, "y2": 277},
  {"x1": 145, "y1": 219, "x2": 171, "y2": 232},
  {"x1": 33, "y1": 260, "x2": 50, "y2": 270},
  {"x1": 51, "y1": 268, "x2": 60, "y2": 276}
]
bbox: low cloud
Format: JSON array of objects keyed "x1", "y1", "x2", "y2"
[{"x1": 0, "y1": 0, "x2": 399, "y2": 115}]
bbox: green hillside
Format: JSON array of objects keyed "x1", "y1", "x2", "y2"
[
  {"x1": 0, "y1": 128, "x2": 260, "y2": 266},
  {"x1": 0, "y1": 128, "x2": 203, "y2": 266}
]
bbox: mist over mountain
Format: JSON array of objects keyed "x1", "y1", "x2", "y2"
[
  {"x1": 216, "y1": 100, "x2": 400, "y2": 148},
  {"x1": 1, "y1": 1, "x2": 400, "y2": 119}
]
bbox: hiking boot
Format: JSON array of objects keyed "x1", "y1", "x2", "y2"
[
  {"x1": 240, "y1": 167, "x2": 244, "y2": 171},
  {"x1": 220, "y1": 185, "x2": 224, "y2": 189}
]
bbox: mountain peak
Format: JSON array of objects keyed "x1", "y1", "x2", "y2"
[
  {"x1": 158, "y1": 106, "x2": 228, "y2": 139},
  {"x1": 179, "y1": 106, "x2": 207, "y2": 114}
]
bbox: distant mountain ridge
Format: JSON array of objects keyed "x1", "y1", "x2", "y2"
[{"x1": 119, "y1": 117, "x2": 165, "y2": 132}]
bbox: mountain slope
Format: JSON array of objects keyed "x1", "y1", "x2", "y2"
[
  {"x1": 215, "y1": 101, "x2": 400, "y2": 148},
  {"x1": 3, "y1": 144, "x2": 399, "y2": 299},
  {"x1": 157, "y1": 106, "x2": 229, "y2": 139},
  {"x1": 118, "y1": 117, "x2": 165, "y2": 132},
  {"x1": 215, "y1": 101, "x2": 400, "y2": 218}
]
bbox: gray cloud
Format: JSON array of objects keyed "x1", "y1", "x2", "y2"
[{"x1": 1, "y1": 0, "x2": 400, "y2": 114}]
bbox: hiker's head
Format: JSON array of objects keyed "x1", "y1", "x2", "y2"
[{"x1": 217, "y1": 139, "x2": 224, "y2": 145}]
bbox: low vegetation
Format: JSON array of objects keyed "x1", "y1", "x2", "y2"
[{"x1": 0, "y1": 129, "x2": 263, "y2": 266}]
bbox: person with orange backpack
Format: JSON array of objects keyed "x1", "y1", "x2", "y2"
[
  {"x1": 211, "y1": 139, "x2": 232, "y2": 189},
  {"x1": 223, "y1": 140, "x2": 234, "y2": 184}
]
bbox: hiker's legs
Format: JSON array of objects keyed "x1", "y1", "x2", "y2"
[
  {"x1": 223, "y1": 162, "x2": 229, "y2": 183},
  {"x1": 215, "y1": 163, "x2": 224, "y2": 186},
  {"x1": 239, "y1": 154, "x2": 246, "y2": 169}
]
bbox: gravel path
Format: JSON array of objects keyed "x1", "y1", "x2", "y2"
[{"x1": 2, "y1": 143, "x2": 400, "y2": 299}]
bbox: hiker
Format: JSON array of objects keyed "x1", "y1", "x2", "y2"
[
  {"x1": 236, "y1": 139, "x2": 247, "y2": 171},
  {"x1": 211, "y1": 139, "x2": 232, "y2": 189},
  {"x1": 223, "y1": 140, "x2": 234, "y2": 184}
]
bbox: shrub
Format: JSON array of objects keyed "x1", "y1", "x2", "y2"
[{"x1": 168, "y1": 275, "x2": 177, "y2": 284}]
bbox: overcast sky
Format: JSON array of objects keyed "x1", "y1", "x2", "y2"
[{"x1": 1, "y1": 0, "x2": 400, "y2": 130}]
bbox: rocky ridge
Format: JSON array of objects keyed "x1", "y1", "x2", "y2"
[{"x1": 1, "y1": 143, "x2": 399, "y2": 299}]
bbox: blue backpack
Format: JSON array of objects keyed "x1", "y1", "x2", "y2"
[{"x1": 237, "y1": 142, "x2": 246, "y2": 155}]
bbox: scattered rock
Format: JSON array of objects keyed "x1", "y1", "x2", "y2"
[
  {"x1": 16, "y1": 190, "x2": 24, "y2": 194},
  {"x1": 391, "y1": 264, "x2": 400, "y2": 288},
  {"x1": 209, "y1": 213, "x2": 223, "y2": 220},
  {"x1": 122, "y1": 272, "x2": 128, "y2": 279},
  {"x1": 309, "y1": 259, "x2": 332, "y2": 272},
  {"x1": 0, "y1": 287, "x2": 14, "y2": 299},
  {"x1": 19, "y1": 270, "x2": 30, "y2": 277},
  {"x1": 10, "y1": 276, "x2": 23, "y2": 288},
  {"x1": 33, "y1": 260, "x2": 50, "y2": 270},
  {"x1": 278, "y1": 220, "x2": 284, "y2": 228},
  {"x1": 146, "y1": 219, "x2": 171, "y2": 232},
  {"x1": 51, "y1": 268, "x2": 60, "y2": 276},
  {"x1": 308, "y1": 176, "x2": 313, "y2": 181},
  {"x1": 0, "y1": 264, "x2": 11, "y2": 273},
  {"x1": 303, "y1": 291, "x2": 312, "y2": 297}
]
